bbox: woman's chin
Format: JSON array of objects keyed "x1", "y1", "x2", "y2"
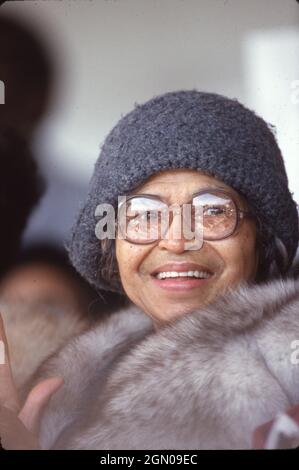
[{"x1": 149, "y1": 299, "x2": 208, "y2": 325}]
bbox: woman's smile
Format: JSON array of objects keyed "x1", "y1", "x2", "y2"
[{"x1": 149, "y1": 261, "x2": 215, "y2": 291}]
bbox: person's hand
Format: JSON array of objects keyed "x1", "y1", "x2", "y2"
[
  {"x1": 252, "y1": 404, "x2": 299, "y2": 449},
  {"x1": 0, "y1": 312, "x2": 64, "y2": 450}
]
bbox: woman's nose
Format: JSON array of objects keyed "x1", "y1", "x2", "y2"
[
  {"x1": 157, "y1": 236, "x2": 187, "y2": 254},
  {"x1": 157, "y1": 211, "x2": 203, "y2": 253}
]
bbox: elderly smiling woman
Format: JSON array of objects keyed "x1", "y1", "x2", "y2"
[{"x1": 1, "y1": 90, "x2": 299, "y2": 450}]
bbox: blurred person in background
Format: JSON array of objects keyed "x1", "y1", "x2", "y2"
[
  {"x1": 0, "y1": 15, "x2": 126, "y2": 402},
  {"x1": 0, "y1": 128, "x2": 44, "y2": 279},
  {"x1": 0, "y1": 128, "x2": 126, "y2": 397},
  {"x1": 0, "y1": 243, "x2": 127, "y2": 393}
]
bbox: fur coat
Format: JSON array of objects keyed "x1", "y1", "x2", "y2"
[{"x1": 25, "y1": 274, "x2": 299, "y2": 450}]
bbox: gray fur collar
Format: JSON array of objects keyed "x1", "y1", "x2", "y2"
[{"x1": 34, "y1": 276, "x2": 299, "y2": 450}]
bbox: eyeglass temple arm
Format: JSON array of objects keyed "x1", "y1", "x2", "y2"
[{"x1": 238, "y1": 209, "x2": 256, "y2": 219}]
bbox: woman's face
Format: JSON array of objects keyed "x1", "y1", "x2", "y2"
[{"x1": 116, "y1": 169, "x2": 259, "y2": 328}]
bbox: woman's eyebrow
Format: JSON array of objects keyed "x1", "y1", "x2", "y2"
[
  {"x1": 190, "y1": 186, "x2": 238, "y2": 200},
  {"x1": 192, "y1": 185, "x2": 231, "y2": 193}
]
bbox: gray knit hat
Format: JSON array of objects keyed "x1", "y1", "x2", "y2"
[{"x1": 68, "y1": 90, "x2": 299, "y2": 292}]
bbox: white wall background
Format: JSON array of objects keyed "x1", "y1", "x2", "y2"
[{"x1": 1, "y1": 0, "x2": 299, "y2": 244}]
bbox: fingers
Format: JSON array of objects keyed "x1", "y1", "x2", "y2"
[
  {"x1": 0, "y1": 314, "x2": 9, "y2": 362},
  {"x1": 19, "y1": 376, "x2": 64, "y2": 435},
  {"x1": 0, "y1": 313, "x2": 20, "y2": 412},
  {"x1": 285, "y1": 403, "x2": 299, "y2": 423},
  {"x1": 252, "y1": 404, "x2": 299, "y2": 449},
  {"x1": 252, "y1": 420, "x2": 271, "y2": 449},
  {"x1": 0, "y1": 405, "x2": 40, "y2": 450}
]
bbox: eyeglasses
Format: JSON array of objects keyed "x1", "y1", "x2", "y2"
[{"x1": 117, "y1": 188, "x2": 255, "y2": 245}]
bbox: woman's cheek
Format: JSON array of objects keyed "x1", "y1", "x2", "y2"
[
  {"x1": 117, "y1": 242, "x2": 145, "y2": 291},
  {"x1": 226, "y1": 245, "x2": 257, "y2": 283}
]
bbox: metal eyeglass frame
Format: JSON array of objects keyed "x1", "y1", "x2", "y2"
[{"x1": 116, "y1": 187, "x2": 256, "y2": 245}]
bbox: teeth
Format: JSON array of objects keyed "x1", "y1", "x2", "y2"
[{"x1": 155, "y1": 270, "x2": 212, "y2": 280}]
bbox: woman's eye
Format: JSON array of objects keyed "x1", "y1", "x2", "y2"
[{"x1": 204, "y1": 206, "x2": 225, "y2": 216}]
